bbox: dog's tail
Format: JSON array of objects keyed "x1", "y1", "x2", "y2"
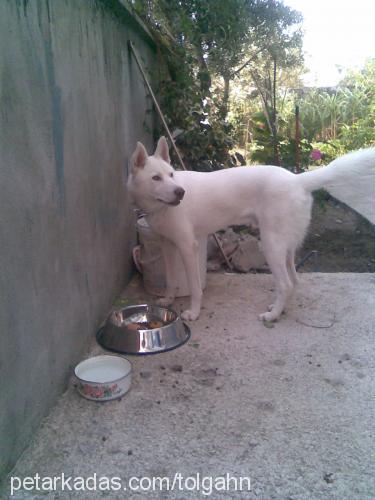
[{"x1": 298, "y1": 148, "x2": 375, "y2": 224}]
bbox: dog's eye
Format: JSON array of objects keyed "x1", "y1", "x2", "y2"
[
  {"x1": 152, "y1": 175, "x2": 162, "y2": 181},
  {"x1": 169, "y1": 172, "x2": 174, "y2": 178}
]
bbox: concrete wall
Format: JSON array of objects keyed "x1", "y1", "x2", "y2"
[{"x1": 0, "y1": 0, "x2": 155, "y2": 479}]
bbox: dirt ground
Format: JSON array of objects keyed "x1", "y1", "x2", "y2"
[
  {"x1": 297, "y1": 194, "x2": 375, "y2": 272},
  {"x1": 226, "y1": 193, "x2": 375, "y2": 274}
]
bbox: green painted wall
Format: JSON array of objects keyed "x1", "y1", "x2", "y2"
[{"x1": 0, "y1": 0, "x2": 155, "y2": 479}]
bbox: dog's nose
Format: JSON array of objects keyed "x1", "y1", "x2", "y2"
[{"x1": 174, "y1": 187, "x2": 185, "y2": 200}]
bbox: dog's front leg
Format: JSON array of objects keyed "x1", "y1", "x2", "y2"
[
  {"x1": 156, "y1": 238, "x2": 177, "y2": 307},
  {"x1": 177, "y1": 239, "x2": 202, "y2": 321}
]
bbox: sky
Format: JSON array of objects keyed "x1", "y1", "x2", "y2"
[{"x1": 284, "y1": 0, "x2": 375, "y2": 87}]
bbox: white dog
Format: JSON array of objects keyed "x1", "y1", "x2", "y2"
[{"x1": 128, "y1": 137, "x2": 375, "y2": 321}]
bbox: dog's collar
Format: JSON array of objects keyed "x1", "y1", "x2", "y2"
[{"x1": 133, "y1": 204, "x2": 168, "y2": 218}]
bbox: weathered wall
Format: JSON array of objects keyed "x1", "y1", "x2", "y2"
[{"x1": 0, "y1": 0, "x2": 155, "y2": 479}]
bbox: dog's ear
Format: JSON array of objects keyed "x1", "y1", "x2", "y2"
[
  {"x1": 154, "y1": 136, "x2": 170, "y2": 164},
  {"x1": 131, "y1": 142, "x2": 148, "y2": 171}
]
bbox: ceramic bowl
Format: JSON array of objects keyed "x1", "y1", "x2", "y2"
[{"x1": 74, "y1": 355, "x2": 131, "y2": 401}]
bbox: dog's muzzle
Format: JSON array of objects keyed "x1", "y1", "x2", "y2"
[
  {"x1": 168, "y1": 187, "x2": 185, "y2": 205},
  {"x1": 158, "y1": 187, "x2": 185, "y2": 206}
]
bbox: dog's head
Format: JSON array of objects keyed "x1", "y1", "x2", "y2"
[{"x1": 128, "y1": 137, "x2": 185, "y2": 212}]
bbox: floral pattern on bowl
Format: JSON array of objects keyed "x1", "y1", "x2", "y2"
[
  {"x1": 74, "y1": 355, "x2": 132, "y2": 401},
  {"x1": 79, "y1": 382, "x2": 122, "y2": 400}
]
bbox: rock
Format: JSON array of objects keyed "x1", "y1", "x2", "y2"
[
  {"x1": 207, "y1": 230, "x2": 267, "y2": 272},
  {"x1": 230, "y1": 235, "x2": 267, "y2": 272},
  {"x1": 207, "y1": 229, "x2": 240, "y2": 264}
]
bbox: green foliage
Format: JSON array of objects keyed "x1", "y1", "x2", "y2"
[
  {"x1": 153, "y1": 36, "x2": 235, "y2": 170},
  {"x1": 230, "y1": 57, "x2": 375, "y2": 169},
  {"x1": 249, "y1": 111, "x2": 312, "y2": 170},
  {"x1": 298, "y1": 59, "x2": 375, "y2": 155},
  {"x1": 336, "y1": 59, "x2": 375, "y2": 150}
]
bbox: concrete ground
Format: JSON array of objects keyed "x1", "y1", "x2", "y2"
[{"x1": 3, "y1": 273, "x2": 375, "y2": 499}]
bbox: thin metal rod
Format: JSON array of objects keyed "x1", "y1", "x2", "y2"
[
  {"x1": 128, "y1": 40, "x2": 233, "y2": 270},
  {"x1": 296, "y1": 250, "x2": 318, "y2": 270}
]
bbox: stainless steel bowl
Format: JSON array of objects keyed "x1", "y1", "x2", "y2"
[{"x1": 96, "y1": 304, "x2": 190, "y2": 355}]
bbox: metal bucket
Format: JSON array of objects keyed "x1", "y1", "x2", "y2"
[{"x1": 133, "y1": 217, "x2": 207, "y2": 297}]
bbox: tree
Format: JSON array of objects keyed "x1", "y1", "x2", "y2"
[
  {"x1": 130, "y1": 0, "x2": 303, "y2": 169},
  {"x1": 194, "y1": 0, "x2": 304, "y2": 121}
]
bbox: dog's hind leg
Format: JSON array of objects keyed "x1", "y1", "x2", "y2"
[{"x1": 259, "y1": 237, "x2": 294, "y2": 322}]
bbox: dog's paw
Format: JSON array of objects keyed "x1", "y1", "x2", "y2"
[
  {"x1": 259, "y1": 311, "x2": 279, "y2": 322},
  {"x1": 181, "y1": 309, "x2": 200, "y2": 321},
  {"x1": 156, "y1": 296, "x2": 175, "y2": 307}
]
